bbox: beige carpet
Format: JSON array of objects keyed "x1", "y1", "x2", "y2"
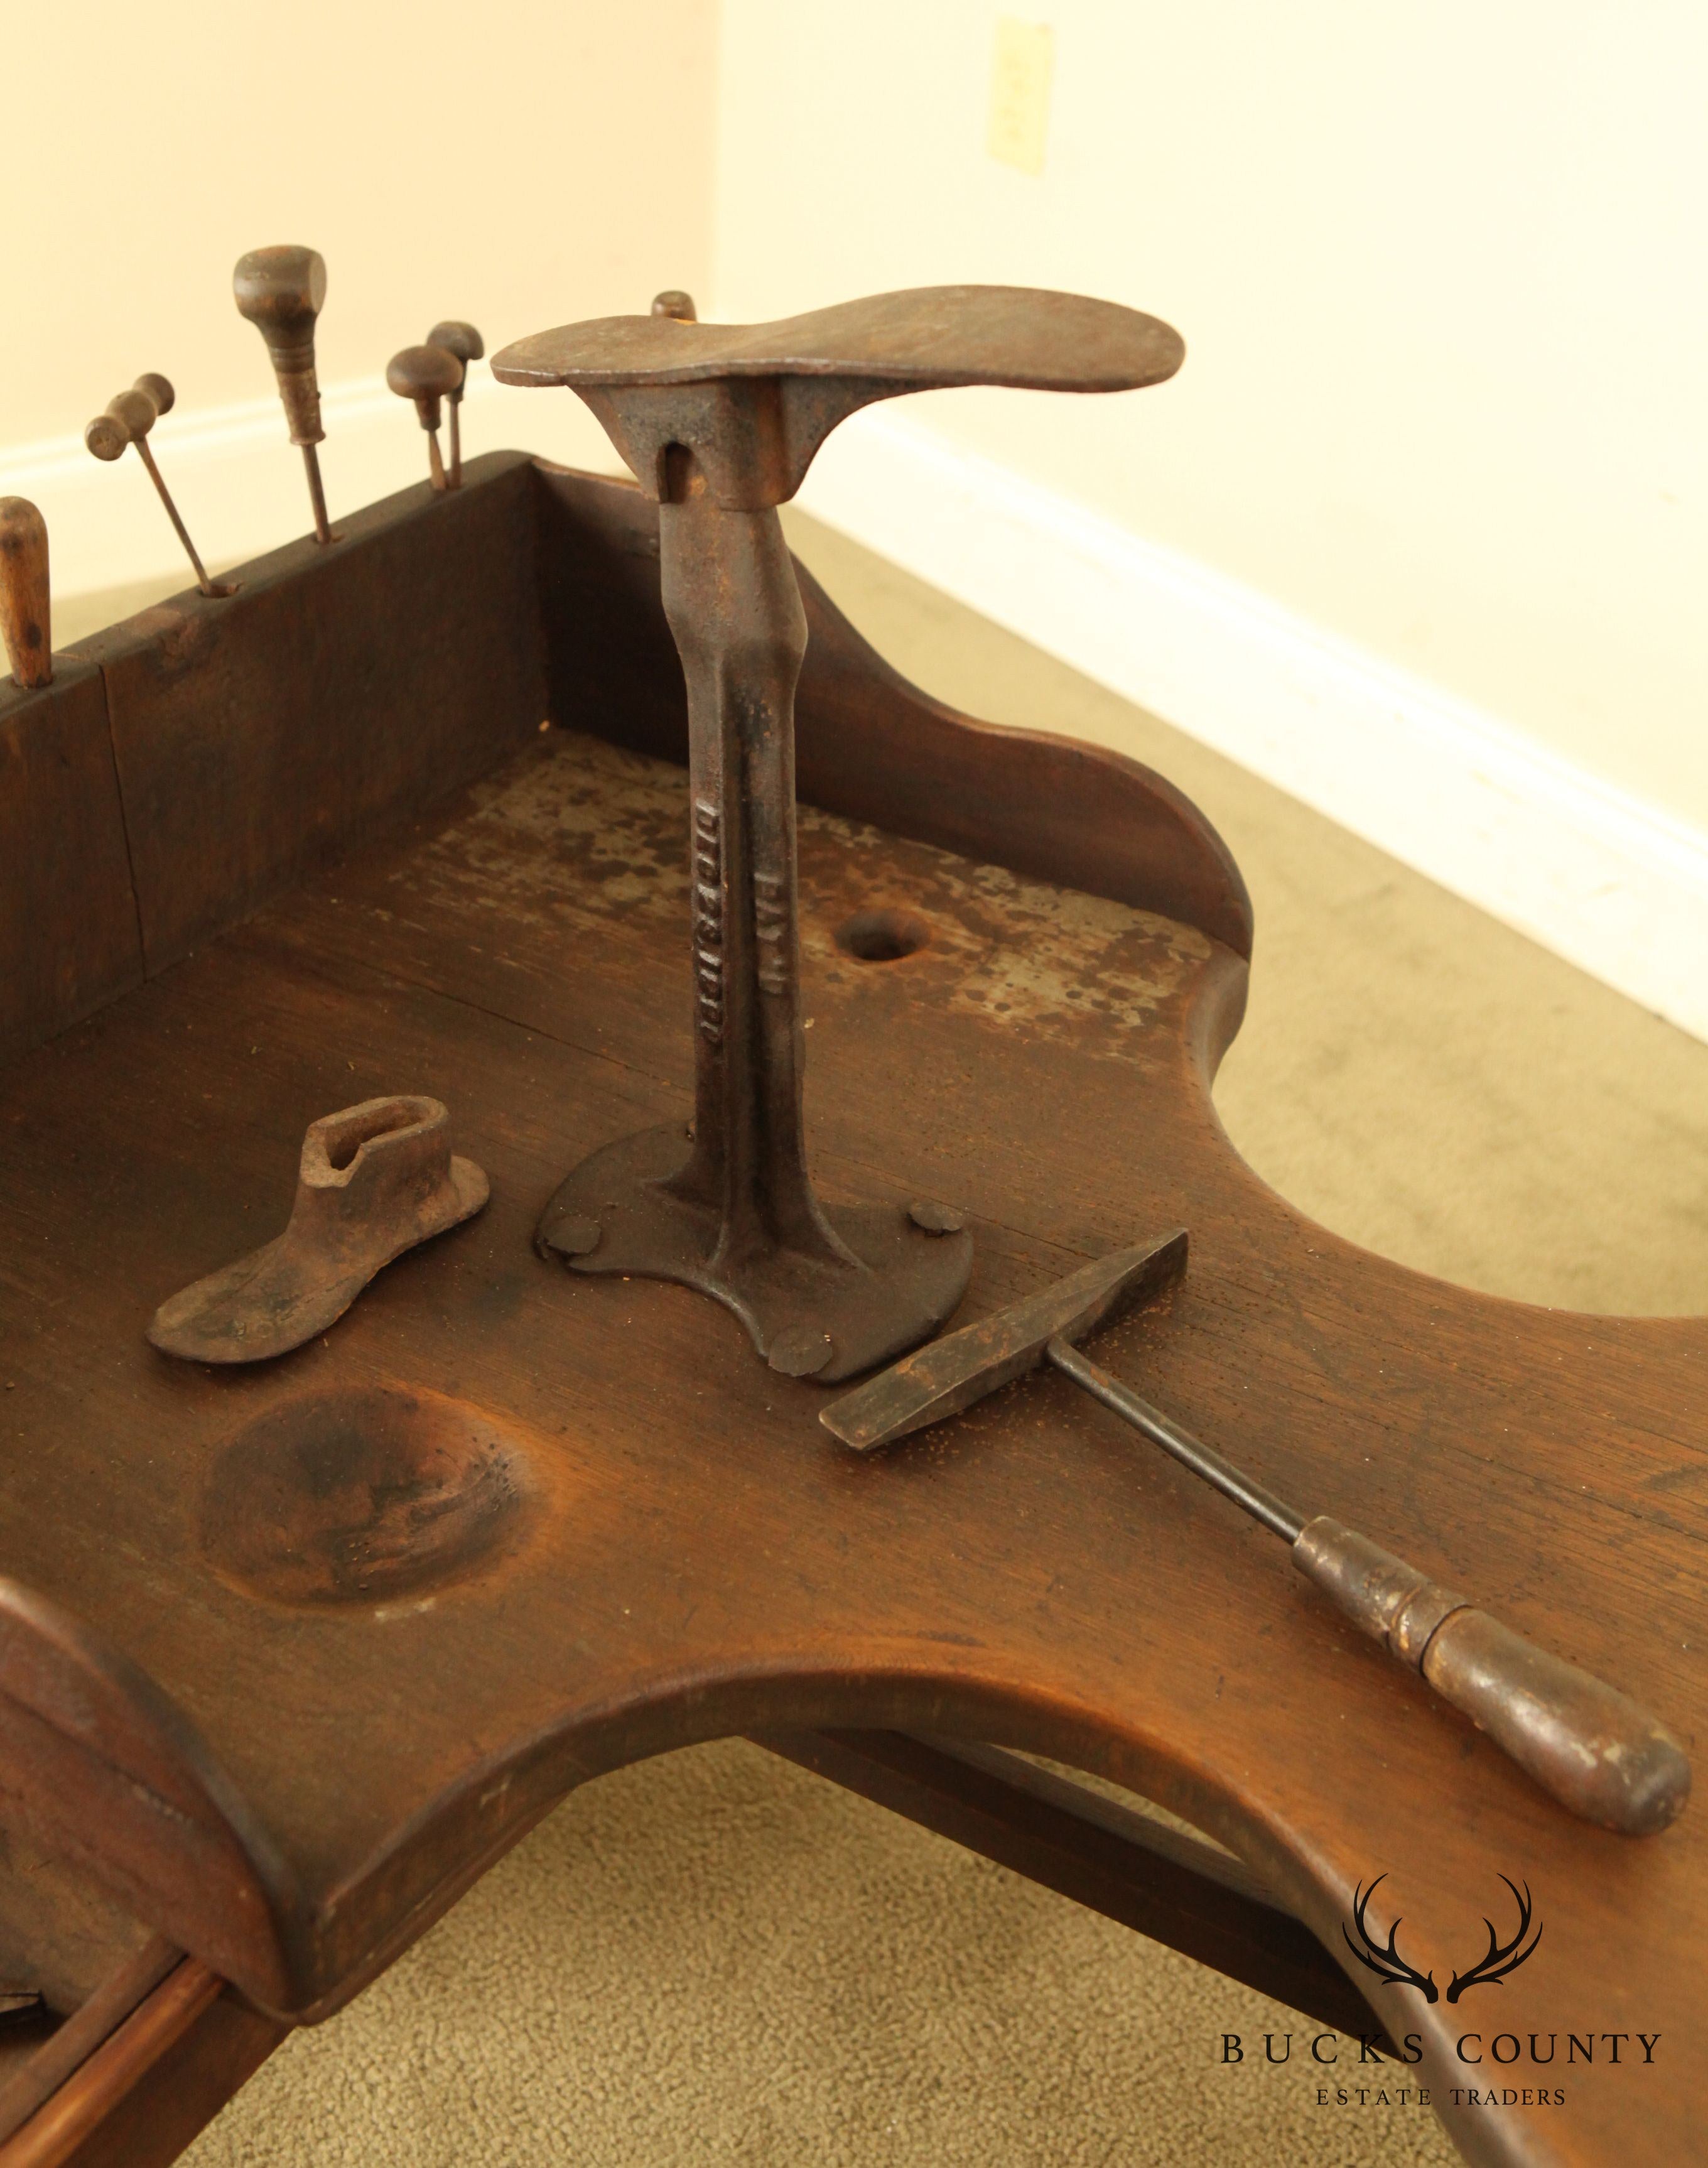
[{"x1": 63, "y1": 518, "x2": 1707, "y2": 2166}]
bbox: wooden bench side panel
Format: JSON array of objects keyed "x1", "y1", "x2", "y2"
[
  {"x1": 77, "y1": 452, "x2": 546, "y2": 978},
  {"x1": 0, "y1": 663, "x2": 143, "y2": 1068},
  {"x1": 0, "y1": 1582, "x2": 300, "y2": 2015}
]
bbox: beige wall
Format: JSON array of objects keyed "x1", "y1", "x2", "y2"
[
  {"x1": 3, "y1": 3, "x2": 715, "y2": 578},
  {"x1": 10, "y1": 1, "x2": 716, "y2": 436},
  {"x1": 714, "y1": 1, "x2": 1708, "y2": 830}
]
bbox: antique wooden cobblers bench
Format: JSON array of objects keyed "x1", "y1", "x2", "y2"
[{"x1": 0, "y1": 284, "x2": 1701, "y2": 2168}]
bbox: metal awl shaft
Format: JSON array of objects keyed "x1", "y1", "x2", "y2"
[
  {"x1": 1046, "y1": 1336, "x2": 1304, "y2": 1541},
  {"x1": 134, "y1": 441, "x2": 216, "y2": 597},
  {"x1": 301, "y1": 445, "x2": 332, "y2": 541}
]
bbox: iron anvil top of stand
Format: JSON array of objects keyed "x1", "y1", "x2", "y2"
[
  {"x1": 492, "y1": 284, "x2": 1184, "y2": 507},
  {"x1": 490, "y1": 285, "x2": 1183, "y2": 389}
]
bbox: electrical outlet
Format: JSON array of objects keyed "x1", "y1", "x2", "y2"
[{"x1": 988, "y1": 17, "x2": 1055, "y2": 177}]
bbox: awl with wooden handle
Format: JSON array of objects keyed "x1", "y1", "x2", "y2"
[
  {"x1": 233, "y1": 246, "x2": 333, "y2": 543},
  {"x1": 84, "y1": 376, "x2": 226, "y2": 598},
  {"x1": 386, "y1": 345, "x2": 463, "y2": 491},
  {"x1": 423, "y1": 320, "x2": 482, "y2": 487}
]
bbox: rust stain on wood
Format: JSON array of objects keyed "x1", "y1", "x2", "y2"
[{"x1": 389, "y1": 732, "x2": 1209, "y2": 1052}]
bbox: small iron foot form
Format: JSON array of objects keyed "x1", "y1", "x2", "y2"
[
  {"x1": 496, "y1": 285, "x2": 1182, "y2": 1379},
  {"x1": 539, "y1": 1125, "x2": 971, "y2": 1381},
  {"x1": 149, "y1": 1095, "x2": 488, "y2": 1363}
]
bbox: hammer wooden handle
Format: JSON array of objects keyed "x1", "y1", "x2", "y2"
[
  {"x1": 1294, "y1": 1518, "x2": 1690, "y2": 1835},
  {"x1": 0, "y1": 499, "x2": 51, "y2": 690}
]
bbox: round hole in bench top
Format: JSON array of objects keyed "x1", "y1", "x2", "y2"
[
  {"x1": 835, "y1": 906, "x2": 931, "y2": 964},
  {"x1": 200, "y1": 1385, "x2": 538, "y2": 1608}
]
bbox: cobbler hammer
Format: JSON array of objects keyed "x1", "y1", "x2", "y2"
[
  {"x1": 823, "y1": 1232, "x2": 1691, "y2": 1836},
  {"x1": 491, "y1": 286, "x2": 1183, "y2": 1380}
]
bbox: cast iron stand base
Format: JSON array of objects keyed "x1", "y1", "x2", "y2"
[{"x1": 537, "y1": 1125, "x2": 974, "y2": 1382}]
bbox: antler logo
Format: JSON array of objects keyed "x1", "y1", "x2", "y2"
[
  {"x1": 1344, "y1": 1875, "x2": 1440, "y2": 2002},
  {"x1": 1444, "y1": 1877, "x2": 1543, "y2": 2003},
  {"x1": 1344, "y1": 1874, "x2": 1543, "y2": 2005}
]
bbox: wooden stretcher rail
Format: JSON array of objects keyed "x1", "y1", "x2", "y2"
[
  {"x1": 0, "y1": 1938, "x2": 179, "y2": 2149},
  {"x1": 0, "y1": 1953, "x2": 281, "y2": 2168},
  {"x1": 757, "y1": 1730, "x2": 1390, "y2": 2046}
]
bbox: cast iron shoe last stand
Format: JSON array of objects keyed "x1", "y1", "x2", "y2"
[{"x1": 493, "y1": 286, "x2": 1184, "y2": 1379}]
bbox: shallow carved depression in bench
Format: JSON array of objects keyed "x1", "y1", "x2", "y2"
[{"x1": 199, "y1": 1386, "x2": 539, "y2": 1608}]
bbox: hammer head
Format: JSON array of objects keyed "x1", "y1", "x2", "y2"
[{"x1": 820, "y1": 1229, "x2": 1187, "y2": 1453}]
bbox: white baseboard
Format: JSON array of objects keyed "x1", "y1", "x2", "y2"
[
  {"x1": 0, "y1": 372, "x2": 615, "y2": 604},
  {"x1": 799, "y1": 409, "x2": 1708, "y2": 1043}
]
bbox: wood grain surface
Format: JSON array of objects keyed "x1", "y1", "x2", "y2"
[
  {"x1": 72, "y1": 453, "x2": 544, "y2": 977},
  {"x1": 0, "y1": 661, "x2": 141, "y2": 1067},
  {"x1": 0, "y1": 466, "x2": 1699, "y2": 2168}
]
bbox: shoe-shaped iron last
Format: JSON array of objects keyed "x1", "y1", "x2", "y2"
[
  {"x1": 147, "y1": 1095, "x2": 489, "y2": 1363},
  {"x1": 492, "y1": 286, "x2": 1185, "y2": 1381}
]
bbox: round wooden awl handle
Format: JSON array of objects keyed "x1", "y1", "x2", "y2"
[
  {"x1": 386, "y1": 345, "x2": 463, "y2": 432},
  {"x1": 424, "y1": 320, "x2": 483, "y2": 395},
  {"x1": 422, "y1": 323, "x2": 483, "y2": 490},
  {"x1": 0, "y1": 498, "x2": 51, "y2": 690},
  {"x1": 232, "y1": 246, "x2": 327, "y2": 447},
  {"x1": 234, "y1": 246, "x2": 333, "y2": 544},
  {"x1": 387, "y1": 347, "x2": 463, "y2": 492},
  {"x1": 1294, "y1": 1518, "x2": 1692, "y2": 1836}
]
